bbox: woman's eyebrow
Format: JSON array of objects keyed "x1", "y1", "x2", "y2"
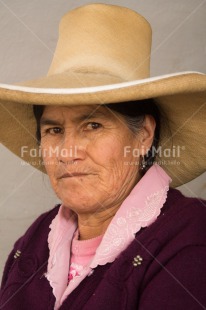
[
  {"x1": 40, "y1": 118, "x2": 62, "y2": 126},
  {"x1": 40, "y1": 110, "x2": 108, "y2": 126},
  {"x1": 73, "y1": 110, "x2": 108, "y2": 123}
]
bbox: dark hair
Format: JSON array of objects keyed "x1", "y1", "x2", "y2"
[
  {"x1": 33, "y1": 105, "x2": 44, "y2": 143},
  {"x1": 106, "y1": 99, "x2": 161, "y2": 174},
  {"x1": 33, "y1": 99, "x2": 161, "y2": 174}
]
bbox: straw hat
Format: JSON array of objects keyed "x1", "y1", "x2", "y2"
[{"x1": 0, "y1": 3, "x2": 206, "y2": 187}]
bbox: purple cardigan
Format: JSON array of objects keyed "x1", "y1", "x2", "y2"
[{"x1": 1, "y1": 188, "x2": 206, "y2": 310}]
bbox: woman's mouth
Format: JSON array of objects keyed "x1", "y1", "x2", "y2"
[{"x1": 59, "y1": 172, "x2": 90, "y2": 179}]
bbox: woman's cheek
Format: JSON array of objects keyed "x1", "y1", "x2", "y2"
[{"x1": 42, "y1": 151, "x2": 57, "y2": 179}]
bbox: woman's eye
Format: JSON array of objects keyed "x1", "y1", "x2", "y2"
[
  {"x1": 85, "y1": 122, "x2": 102, "y2": 130},
  {"x1": 45, "y1": 127, "x2": 63, "y2": 135}
]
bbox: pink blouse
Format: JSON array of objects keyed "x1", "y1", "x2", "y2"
[
  {"x1": 45, "y1": 164, "x2": 171, "y2": 309},
  {"x1": 68, "y1": 230, "x2": 103, "y2": 283}
]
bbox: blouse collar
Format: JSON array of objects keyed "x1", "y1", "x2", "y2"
[{"x1": 46, "y1": 164, "x2": 171, "y2": 308}]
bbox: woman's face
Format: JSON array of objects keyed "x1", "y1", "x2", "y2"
[{"x1": 40, "y1": 105, "x2": 154, "y2": 215}]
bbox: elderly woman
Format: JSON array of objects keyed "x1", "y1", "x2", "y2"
[{"x1": 0, "y1": 4, "x2": 206, "y2": 310}]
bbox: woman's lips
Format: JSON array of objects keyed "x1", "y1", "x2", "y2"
[{"x1": 58, "y1": 172, "x2": 90, "y2": 179}]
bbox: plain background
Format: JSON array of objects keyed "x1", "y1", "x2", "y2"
[{"x1": 0, "y1": 0, "x2": 206, "y2": 279}]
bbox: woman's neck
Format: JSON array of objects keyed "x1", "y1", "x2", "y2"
[{"x1": 77, "y1": 204, "x2": 119, "y2": 240}]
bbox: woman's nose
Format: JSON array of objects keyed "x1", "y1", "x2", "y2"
[{"x1": 57, "y1": 131, "x2": 86, "y2": 164}]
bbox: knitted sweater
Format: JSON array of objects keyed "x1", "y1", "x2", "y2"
[{"x1": 1, "y1": 188, "x2": 206, "y2": 310}]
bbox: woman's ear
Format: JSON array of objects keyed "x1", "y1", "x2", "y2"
[{"x1": 138, "y1": 115, "x2": 156, "y2": 156}]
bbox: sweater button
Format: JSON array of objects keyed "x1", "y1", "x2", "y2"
[
  {"x1": 132, "y1": 255, "x2": 143, "y2": 267},
  {"x1": 14, "y1": 249, "x2": 21, "y2": 259}
]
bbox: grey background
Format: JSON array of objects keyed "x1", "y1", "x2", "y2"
[{"x1": 0, "y1": 0, "x2": 206, "y2": 278}]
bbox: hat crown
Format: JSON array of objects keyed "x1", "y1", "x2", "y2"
[{"x1": 48, "y1": 4, "x2": 152, "y2": 81}]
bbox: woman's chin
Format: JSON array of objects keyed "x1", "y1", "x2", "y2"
[{"x1": 59, "y1": 192, "x2": 102, "y2": 215}]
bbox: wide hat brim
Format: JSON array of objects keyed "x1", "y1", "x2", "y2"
[{"x1": 0, "y1": 71, "x2": 206, "y2": 187}]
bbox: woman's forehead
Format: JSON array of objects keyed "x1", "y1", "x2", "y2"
[{"x1": 41, "y1": 104, "x2": 114, "y2": 122}]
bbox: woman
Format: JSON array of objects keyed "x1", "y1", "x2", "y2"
[{"x1": 0, "y1": 3, "x2": 206, "y2": 309}]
